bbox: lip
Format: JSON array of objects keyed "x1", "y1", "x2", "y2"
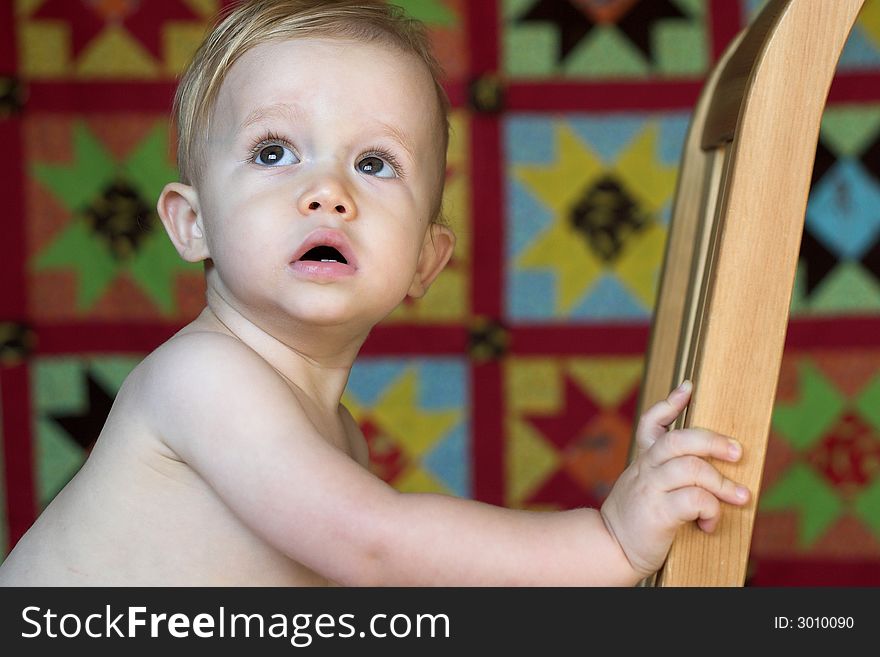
[{"x1": 288, "y1": 228, "x2": 358, "y2": 280}]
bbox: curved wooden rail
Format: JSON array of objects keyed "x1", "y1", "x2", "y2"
[{"x1": 632, "y1": 0, "x2": 866, "y2": 587}]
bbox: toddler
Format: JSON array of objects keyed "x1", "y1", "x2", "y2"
[{"x1": 0, "y1": 0, "x2": 748, "y2": 586}]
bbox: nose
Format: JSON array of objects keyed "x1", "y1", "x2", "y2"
[{"x1": 297, "y1": 174, "x2": 357, "y2": 220}]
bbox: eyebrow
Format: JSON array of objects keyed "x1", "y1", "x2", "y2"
[
  {"x1": 375, "y1": 121, "x2": 417, "y2": 163},
  {"x1": 237, "y1": 102, "x2": 418, "y2": 162},
  {"x1": 237, "y1": 102, "x2": 303, "y2": 133}
]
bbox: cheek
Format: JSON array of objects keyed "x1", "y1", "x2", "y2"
[
  {"x1": 204, "y1": 177, "x2": 274, "y2": 237},
  {"x1": 384, "y1": 226, "x2": 428, "y2": 287},
  {"x1": 202, "y1": 200, "x2": 282, "y2": 275}
]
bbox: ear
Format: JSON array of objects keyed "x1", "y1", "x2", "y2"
[
  {"x1": 156, "y1": 182, "x2": 210, "y2": 262},
  {"x1": 407, "y1": 223, "x2": 456, "y2": 299}
]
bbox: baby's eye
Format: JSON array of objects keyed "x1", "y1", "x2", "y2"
[
  {"x1": 356, "y1": 155, "x2": 397, "y2": 179},
  {"x1": 253, "y1": 143, "x2": 298, "y2": 166}
]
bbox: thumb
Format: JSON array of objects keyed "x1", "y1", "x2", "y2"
[{"x1": 637, "y1": 380, "x2": 692, "y2": 449}]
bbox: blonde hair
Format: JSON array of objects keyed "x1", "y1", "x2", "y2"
[{"x1": 173, "y1": 0, "x2": 450, "y2": 221}]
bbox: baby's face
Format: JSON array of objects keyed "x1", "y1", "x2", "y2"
[{"x1": 195, "y1": 37, "x2": 446, "y2": 330}]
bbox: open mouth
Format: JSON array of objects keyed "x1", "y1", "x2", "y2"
[
  {"x1": 290, "y1": 229, "x2": 357, "y2": 277},
  {"x1": 298, "y1": 245, "x2": 348, "y2": 265}
]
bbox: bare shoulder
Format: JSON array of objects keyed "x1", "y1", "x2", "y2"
[
  {"x1": 136, "y1": 331, "x2": 286, "y2": 405},
  {"x1": 132, "y1": 331, "x2": 301, "y2": 454},
  {"x1": 143, "y1": 329, "x2": 268, "y2": 372}
]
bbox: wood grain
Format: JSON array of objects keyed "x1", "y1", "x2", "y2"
[{"x1": 632, "y1": 0, "x2": 866, "y2": 586}]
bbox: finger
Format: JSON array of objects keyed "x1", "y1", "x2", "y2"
[
  {"x1": 636, "y1": 381, "x2": 692, "y2": 449},
  {"x1": 655, "y1": 456, "x2": 750, "y2": 506},
  {"x1": 697, "y1": 515, "x2": 719, "y2": 533},
  {"x1": 646, "y1": 427, "x2": 743, "y2": 468},
  {"x1": 667, "y1": 487, "x2": 722, "y2": 532}
]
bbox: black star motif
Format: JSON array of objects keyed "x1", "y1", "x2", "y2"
[
  {"x1": 860, "y1": 233, "x2": 880, "y2": 283},
  {"x1": 811, "y1": 138, "x2": 838, "y2": 190},
  {"x1": 518, "y1": 0, "x2": 596, "y2": 61},
  {"x1": 616, "y1": 0, "x2": 687, "y2": 62},
  {"x1": 50, "y1": 372, "x2": 115, "y2": 451},
  {"x1": 798, "y1": 229, "x2": 839, "y2": 297},
  {"x1": 860, "y1": 130, "x2": 880, "y2": 182},
  {"x1": 802, "y1": 132, "x2": 880, "y2": 295},
  {"x1": 518, "y1": 0, "x2": 687, "y2": 64}
]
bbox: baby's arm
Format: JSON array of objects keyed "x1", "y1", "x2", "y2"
[{"x1": 138, "y1": 334, "x2": 744, "y2": 585}]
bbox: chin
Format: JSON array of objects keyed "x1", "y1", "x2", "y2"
[
  {"x1": 278, "y1": 300, "x2": 362, "y2": 328},
  {"x1": 284, "y1": 287, "x2": 403, "y2": 327}
]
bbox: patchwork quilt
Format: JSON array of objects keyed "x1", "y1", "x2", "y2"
[{"x1": 2, "y1": 0, "x2": 879, "y2": 585}]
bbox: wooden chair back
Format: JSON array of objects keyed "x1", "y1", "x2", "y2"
[{"x1": 633, "y1": 0, "x2": 866, "y2": 586}]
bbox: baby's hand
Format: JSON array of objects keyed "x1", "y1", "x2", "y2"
[{"x1": 599, "y1": 380, "x2": 750, "y2": 578}]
